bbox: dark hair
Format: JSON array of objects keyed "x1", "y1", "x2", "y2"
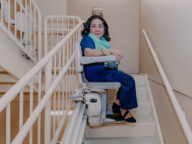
[{"x1": 81, "y1": 15, "x2": 111, "y2": 41}]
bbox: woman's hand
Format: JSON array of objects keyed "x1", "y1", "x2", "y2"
[{"x1": 110, "y1": 49, "x2": 123, "y2": 61}]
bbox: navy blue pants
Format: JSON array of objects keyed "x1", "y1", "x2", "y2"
[{"x1": 86, "y1": 69, "x2": 138, "y2": 110}]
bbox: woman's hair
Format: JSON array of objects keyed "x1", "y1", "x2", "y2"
[{"x1": 81, "y1": 15, "x2": 111, "y2": 41}]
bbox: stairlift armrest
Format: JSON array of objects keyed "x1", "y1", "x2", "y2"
[{"x1": 80, "y1": 55, "x2": 116, "y2": 65}]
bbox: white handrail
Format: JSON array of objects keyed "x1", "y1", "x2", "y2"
[
  {"x1": 0, "y1": 16, "x2": 83, "y2": 144},
  {"x1": 0, "y1": 21, "x2": 83, "y2": 112},
  {"x1": 142, "y1": 29, "x2": 192, "y2": 144}
]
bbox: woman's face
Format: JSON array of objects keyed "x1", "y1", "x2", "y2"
[{"x1": 90, "y1": 18, "x2": 104, "y2": 39}]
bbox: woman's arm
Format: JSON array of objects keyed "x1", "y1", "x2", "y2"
[
  {"x1": 84, "y1": 48, "x2": 123, "y2": 61},
  {"x1": 84, "y1": 48, "x2": 112, "y2": 57}
]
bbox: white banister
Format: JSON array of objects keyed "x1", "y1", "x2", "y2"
[
  {"x1": 45, "y1": 58, "x2": 52, "y2": 144},
  {"x1": 0, "y1": 21, "x2": 83, "y2": 112},
  {"x1": 0, "y1": 16, "x2": 83, "y2": 144},
  {"x1": 0, "y1": 0, "x2": 41, "y2": 62},
  {"x1": 142, "y1": 29, "x2": 192, "y2": 144},
  {"x1": 12, "y1": 52, "x2": 76, "y2": 144}
]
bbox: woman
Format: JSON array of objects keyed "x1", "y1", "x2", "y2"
[{"x1": 80, "y1": 15, "x2": 138, "y2": 123}]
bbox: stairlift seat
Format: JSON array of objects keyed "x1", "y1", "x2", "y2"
[
  {"x1": 75, "y1": 43, "x2": 121, "y2": 89},
  {"x1": 75, "y1": 43, "x2": 121, "y2": 126},
  {"x1": 85, "y1": 82, "x2": 120, "y2": 89}
]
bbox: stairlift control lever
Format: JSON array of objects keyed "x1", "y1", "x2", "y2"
[{"x1": 70, "y1": 89, "x2": 85, "y2": 101}]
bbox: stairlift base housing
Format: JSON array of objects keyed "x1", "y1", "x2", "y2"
[{"x1": 71, "y1": 89, "x2": 106, "y2": 126}]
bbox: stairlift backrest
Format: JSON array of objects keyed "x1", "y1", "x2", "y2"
[
  {"x1": 75, "y1": 43, "x2": 85, "y2": 85},
  {"x1": 75, "y1": 43, "x2": 83, "y2": 73}
]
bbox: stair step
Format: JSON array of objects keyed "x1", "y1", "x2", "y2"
[
  {"x1": 132, "y1": 74, "x2": 146, "y2": 87},
  {"x1": 0, "y1": 31, "x2": 33, "y2": 79},
  {"x1": 107, "y1": 101, "x2": 152, "y2": 115},
  {"x1": 136, "y1": 86, "x2": 149, "y2": 102},
  {"x1": 86, "y1": 114, "x2": 155, "y2": 138},
  {"x1": 131, "y1": 102, "x2": 152, "y2": 115},
  {"x1": 85, "y1": 136, "x2": 158, "y2": 144},
  {"x1": 0, "y1": 73, "x2": 18, "y2": 82},
  {"x1": 0, "y1": 84, "x2": 30, "y2": 92},
  {"x1": 108, "y1": 85, "x2": 150, "y2": 104},
  {"x1": 0, "y1": 84, "x2": 15, "y2": 92}
]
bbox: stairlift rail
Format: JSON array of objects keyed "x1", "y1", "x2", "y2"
[
  {"x1": 60, "y1": 102, "x2": 86, "y2": 144},
  {"x1": 0, "y1": 16, "x2": 83, "y2": 144},
  {"x1": 142, "y1": 29, "x2": 192, "y2": 144}
]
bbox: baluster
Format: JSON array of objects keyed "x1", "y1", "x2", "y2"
[
  {"x1": 53, "y1": 90, "x2": 56, "y2": 135},
  {"x1": 29, "y1": 79, "x2": 33, "y2": 144},
  {"x1": 14, "y1": 0, "x2": 17, "y2": 36},
  {"x1": 44, "y1": 16, "x2": 48, "y2": 55},
  {"x1": 25, "y1": 0, "x2": 28, "y2": 49},
  {"x1": 38, "y1": 11, "x2": 41, "y2": 60},
  {"x1": 33, "y1": 8, "x2": 36, "y2": 56},
  {"x1": 37, "y1": 71, "x2": 42, "y2": 144},
  {"x1": 29, "y1": 0, "x2": 31, "y2": 50},
  {"x1": 19, "y1": 0, "x2": 22, "y2": 45},
  {"x1": 51, "y1": 18, "x2": 53, "y2": 52},
  {"x1": 19, "y1": 90, "x2": 23, "y2": 136},
  {"x1": 1, "y1": 0, "x2": 3, "y2": 24},
  {"x1": 45, "y1": 59, "x2": 52, "y2": 144},
  {"x1": 8, "y1": 0, "x2": 10, "y2": 31},
  {"x1": 6, "y1": 104, "x2": 11, "y2": 144}
]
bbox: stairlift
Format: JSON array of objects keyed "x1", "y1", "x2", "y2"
[{"x1": 71, "y1": 44, "x2": 121, "y2": 126}]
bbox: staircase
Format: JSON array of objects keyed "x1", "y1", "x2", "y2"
[
  {"x1": 84, "y1": 74, "x2": 164, "y2": 144},
  {"x1": 0, "y1": 30, "x2": 33, "y2": 79},
  {"x1": 0, "y1": 0, "x2": 41, "y2": 79},
  {"x1": 0, "y1": 2, "x2": 191, "y2": 141}
]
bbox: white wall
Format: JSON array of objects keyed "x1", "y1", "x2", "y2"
[
  {"x1": 34, "y1": 0, "x2": 67, "y2": 57},
  {"x1": 67, "y1": 0, "x2": 139, "y2": 73},
  {"x1": 140, "y1": 0, "x2": 192, "y2": 97},
  {"x1": 34, "y1": 0, "x2": 67, "y2": 23},
  {"x1": 140, "y1": 0, "x2": 192, "y2": 143}
]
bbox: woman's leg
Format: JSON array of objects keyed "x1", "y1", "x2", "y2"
[
  {"x1": 105, "y1": 70, "x2": 138, "y2": 121},
  {"x1": 105, "y1": 70, "x2": 138, "y2": 110}
]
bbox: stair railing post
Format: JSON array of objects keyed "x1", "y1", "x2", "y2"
[{"x1": 45, "y1": 59, "x2": 52, "y2": 144}]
